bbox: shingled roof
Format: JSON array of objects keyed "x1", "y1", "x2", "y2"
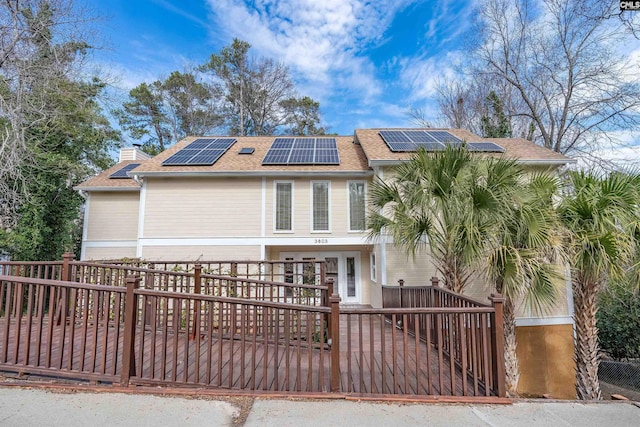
[
  {"x1": 76, "y1": 129, "x2": 574, "y2": 191},
  {"x1": 75, "y1": 160, "x2": 142, "y2": 191},
  {"x1": 131, "y1": 135, "x2": 370, "y2": 176},
  {"x1": 354, "y1": 128, "x2": 574, "y2": 165}
]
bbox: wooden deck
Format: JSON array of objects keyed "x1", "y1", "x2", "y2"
[{"x1": 0, "y1": 314, "x2": 483, "y2": 396}]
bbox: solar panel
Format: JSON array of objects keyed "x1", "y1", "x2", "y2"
[
  {"x1": 262, "y1": 149, "x2": 290, "y2": 164},
  {"x1": 262, "y1": 137, "x2": 340, "y2": 165},
  {"x1": 426, "y1": 131, "x2": 462, "y2": 143},
  {"x1": 294, "y1": 138, "x2": 315, "y2": 149},
  {"x1": 188, "y1": 149, "x2": 225, "y2": 165},
  {"x1": 388, "y1": 142, "x2": 417, "y2": 152},
  {"x1": 208, "y1": 138, "x2": 236, "y2": 150},
  {"x1": 288, "y1": 149, "x2": 315, "y2": 164},
  {"x1": 162, "y1": 138, "x2": 236, "y2": 166},
  {"x1": 239, "y1": 147, "x2": 255, "y2": 154},
  {"x1": 271, "y1": 138, "x2": 295, "y2": 149},
  {"x1": 315, "y1": 149, "x2": 340, "y2": 164},
  {"x1": 162, "y1": 149, "x2": 200, "y2": 165},
  {"x1": 467, "y1": 142, "x2": 506, "y2": 152},
  {"x1": 185, "y1": 138, "x2": 217, "y2": 150},
  {"x1": 379, "y1": 130, "x2": 411, "y2": 143},
  {"x1": 316, "y1": 138, "x2": 337, "y2": 149},
  {"x1": 404, "y1": 130, "x2": 436, "y2": 143},
  {"x1": 109, "y1": 163, "x2": 140, "y2": 179},
  {"x1": 415, "y1": 142, "x2": 446, "y2": 151}
]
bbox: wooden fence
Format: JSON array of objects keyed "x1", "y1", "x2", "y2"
[
  {"x1": 381, "y1": 278, "x2": 506, "y2": 397},
  {"x1": 0, "y1": 257, "x2": 506, "y2": 399}
]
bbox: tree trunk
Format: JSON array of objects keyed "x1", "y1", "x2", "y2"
[
  {"x1": 573, "y1": 278, "x2": 601, "y2": 400},
  {"x1": 503, "y1": 297, "x2": 519, "y2": 397}
]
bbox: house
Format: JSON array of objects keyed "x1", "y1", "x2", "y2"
[{"x1": 76, "y1": 128, "x2": 577, "y2": 398}]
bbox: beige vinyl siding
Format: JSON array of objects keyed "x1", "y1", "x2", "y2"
[
  {"x1": 143, "y1": 177, "x2": 261, "y2": 238},
  {"x1": 384, "y1": 244, "x2": 438, "y2": 287},
  {"x1": 86, "y1": 192, "x2": 140, "y2": 240},
  {"x1": 141, "y1": 245, "x2": 261, "y2": 261},
  {"x1": 385, "y1": 244, "x2": 570, "y2": 317},
  {"x1": 84, "y1": 246, "x2": 136, "y2": 260},
  {"x1": 380, "y1": 164, "x2": 570, "y2": 316},
  {"x1": 265, "y1": 177, "x2": 369, "y2": 237}
]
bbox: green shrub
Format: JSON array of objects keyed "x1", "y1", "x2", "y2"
[{"x1": 597, "y1": 281, "x2": 640, "y2": 360}]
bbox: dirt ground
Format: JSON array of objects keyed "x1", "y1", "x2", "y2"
[{"x1": 600, "y1": 381, "x2": 640, "y2": 402}]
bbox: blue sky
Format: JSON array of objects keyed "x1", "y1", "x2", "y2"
[{"x1": 92, "y1": 0, "x2": 477, "y2": 136}]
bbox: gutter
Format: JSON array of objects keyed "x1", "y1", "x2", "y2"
[
  {"x1": 368, "y1": 158, "x2": 575, "y2": 167},
  {"x1": 73, "y1": 186, "x2": 141, "y2": 192},
  {"x1": 130, "y1": 170, "x2": 374, "y2": 178}
]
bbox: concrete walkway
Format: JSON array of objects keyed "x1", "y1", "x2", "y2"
[{"x1": 0, "y1": 387, "x2": 639, "y2": 427}]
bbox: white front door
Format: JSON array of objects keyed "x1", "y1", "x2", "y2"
[{"x1": 279, "y1": 251, "x2": 361, "y2": 304}]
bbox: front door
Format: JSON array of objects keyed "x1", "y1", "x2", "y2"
[{"x1": 279, "y1": 251, "x2": 361, "y2": 304}]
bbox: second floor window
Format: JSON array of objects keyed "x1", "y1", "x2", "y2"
[
  {"x1": 312, "y1": 181, "x2": 330, "y2": 231},
  {"x1": 349, "y1": 181, "x2": 366, "y2": 231},
  {"x1": 275, "y1": 182, "x2": 293, "y2": 231}
]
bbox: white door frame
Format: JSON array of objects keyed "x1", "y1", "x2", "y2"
[{"x1": 278, "y1": 251, "x2": 362, "y2": 304}]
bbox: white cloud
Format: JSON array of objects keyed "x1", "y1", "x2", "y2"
[
  {"x1": 397, "y1": 51, "x2": 464, "y2": 102},
  {"x1": 205, "y1": 0, "x2": 413, "y2": 103}
]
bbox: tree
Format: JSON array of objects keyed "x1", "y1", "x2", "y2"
[
  {"x1": 475, "y1": 0, "x2": 640, "y2": 156},
  {"x1": 368, "y1": 145, "x2": 523, "y2": 293},
  {"x1": 434, "y1": 80, "x2": 478, "y2": 131},
  {"x1": 558, "y1": 171, "x2": 639, "y2": 399},
  {"x1": 0, "y1": 0, "x2": 107, "y2": 228},
  {"x1": 480, "y1": 91, "x2": 512, "y2": 138},
  {"x1": 114, "y1": 70, "x2": 221, "y2": 155},
  {"x1": 433, "y1": 76, "x2": 536, "y2": 140},
  {"x1": 0, "y1": 1, "x2": 119, "y2": 259},
  {"x1": 597, "y1": 278, "x2": 640, "y2": 360},
  {"x1": 484, "y1": 173, "x2": 564, "y2": 395},
  {"x1": 280, "y1": 96, "x2": 326, "y2": 135},
  {"x1": 202, "y1": 39, "x2": 322, "y2": 136},
  {"x1": 162, "y1": 70, "x2": 222, "y2": 138},
  {"x1": 114, "y1": 82, "x2": 170, "y2": 155}
]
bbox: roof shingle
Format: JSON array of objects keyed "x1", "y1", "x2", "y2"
[{"x1": 76, "y1": 130, "x2": 574, "y2": 190}]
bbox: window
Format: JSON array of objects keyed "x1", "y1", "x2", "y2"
[
  {"x1": 346, "y1": 257, "x2": 356, "y2": 297},
  {"x1": 370, "y1": 252, "x2": 376, "y2": 282},
  {"x1": 312, "y1": 181, "x2": 330, "y2": 231},
  {"x1": 348, "y1": 181, "x2": 366, "y2": 231},
  {"x1": 275, "y1": 182, "x2": 293, "y2": 231}
]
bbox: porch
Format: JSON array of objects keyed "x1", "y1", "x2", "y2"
[{"x1": 0, "y1": 256, "x2": 506, "y2": 400}]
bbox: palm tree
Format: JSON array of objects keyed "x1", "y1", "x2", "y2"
[
  {"x1": 558, "y1": 171, "x2": 639, "y2": 400},
  {"x1": 485, "y1": 173, "x2": 565, "y2": 396},
  {"x1": 368, "y1": 145, "x2": 522, "y2": 293},
  {"x1": 369, "y1": 145, "x2": 565, "y2": 396}
]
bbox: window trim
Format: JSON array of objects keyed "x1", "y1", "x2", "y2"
[
  {"x1": 370, "y1": 252, "x2": 377, "y2": 283},
  {"x1": 273, "y1": 180, "x2": 294, "y2": 233},
  {"x1": 347, "y1": 180, "x2": 367, "y2": 232},
  {"x1": 310, "y1": 180, "x2": 331, "y2": 233}
]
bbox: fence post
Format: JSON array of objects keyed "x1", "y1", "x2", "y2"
[
  {"x1": 431, "y1": 276, "x2": 440, "y2": 308},
  {"x1": 61, "y1": 252, "x2": 74, "y2": 281},
  {"x1": 230, "y1": 262, "x2": 238, "y2": 296},
  {"x1": 397, "y1": 279, "x2": 404, "y2": 308},
  {"x1": 329, "y1": 288, "x2": 341, "y2": 393},
  {"x1": 121, "y1": 275, "x2": 141, "y2": 386},
  {"x1": 56, "y1": 253, "x2": 75, "y2": 325},
  {"x1": 489, "y1": 293, "x2": 506, "y2": 398},
  {"x1": 144, "y1": 265, "x2": 155, "y2": 326},
  {"x1": 191, "y1": 263, "x2": 202, "y2": 340},
  {"x1": 325, "y1": 278, "x2": 334, "y2": 342}
]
